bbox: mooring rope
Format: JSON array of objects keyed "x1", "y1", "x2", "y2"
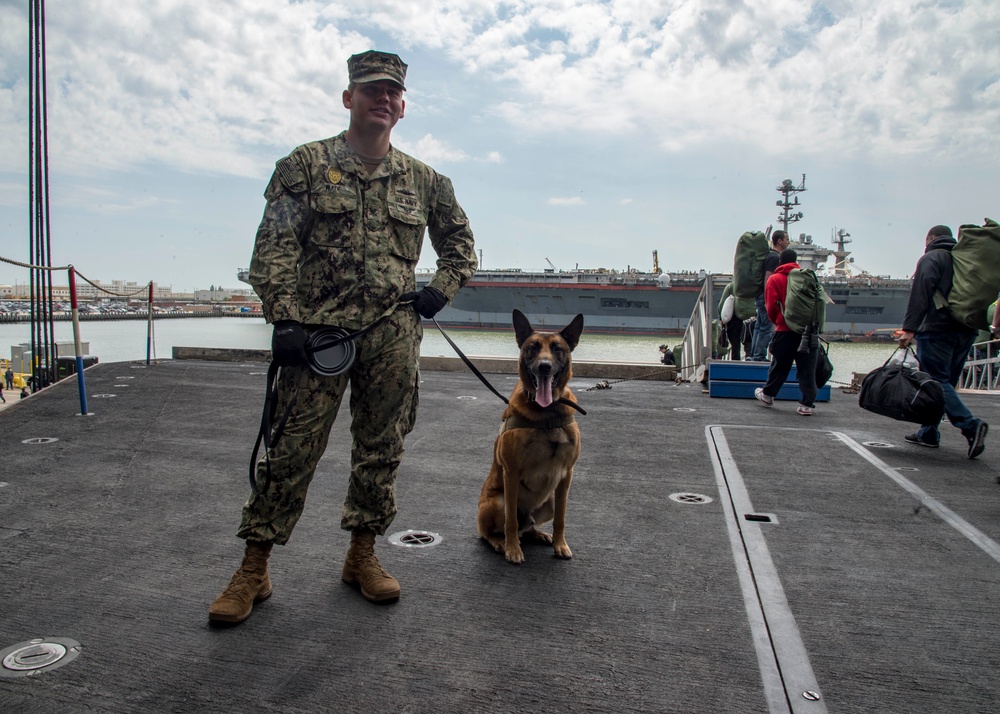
[
  {"x1": 583, "y1": 367, "x2": 673, "y2": 391},
  {"x1": 1, "y1": 253, "x2": 158, "y2": 359}
]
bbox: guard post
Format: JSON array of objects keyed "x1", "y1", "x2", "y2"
[{"x1": 68, "y1": 267, "x2": 90, "y2": 416}]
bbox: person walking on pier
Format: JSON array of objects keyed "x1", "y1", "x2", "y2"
[
  {"x1": 753, "y1": 249, "x2": 819, "y2": 415},
  {"x1": 718, "y1": 281, "x2": 755, "y2": 361},
  {"x1": 898, "y1": 225, "x2": 987, "y2": 458},
  {"x1": 209, "y1": 50, "x2": 478, "y2": 625},
  {"x1": 749, "y1": 230, "x2": 790, "y2": 361}
]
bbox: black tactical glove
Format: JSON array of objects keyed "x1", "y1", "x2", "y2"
[
  {"x1": 271, "y1": 320, "x2": 308, "y2": 367},
  {"x1": 401, "y1": 286, "x2": 448, "y2": 319}
]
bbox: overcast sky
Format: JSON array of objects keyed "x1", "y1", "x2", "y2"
[{"x1": 1, "y1": 0, "x2": 997, "y2": 292}]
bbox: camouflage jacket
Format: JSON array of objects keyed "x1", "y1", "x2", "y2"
[{"x1": 248, "y1": 132, "x2": 477, "y2": 329}]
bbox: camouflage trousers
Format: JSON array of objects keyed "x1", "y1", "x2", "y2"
[{"x1": 237, "y1": 308, "x2": 421, "y2": 544}]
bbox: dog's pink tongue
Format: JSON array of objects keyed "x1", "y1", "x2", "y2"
[{"x1": 535, "y1": 375, "x2": 554, "y2": 407}]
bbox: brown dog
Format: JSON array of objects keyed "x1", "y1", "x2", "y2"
[{"x1": 477, "y1": 309, "x2": 584, "y2": 564}]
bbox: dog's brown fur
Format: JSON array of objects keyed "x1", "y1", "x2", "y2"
[{"x1": 477, "y1": 309, "x2": 584, "y2": 564}]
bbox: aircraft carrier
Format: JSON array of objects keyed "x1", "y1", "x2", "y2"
[{"x1": 238, "y1": 177, "x2": 912, "y2": 337}]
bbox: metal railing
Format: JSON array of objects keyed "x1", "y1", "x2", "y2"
[
  {"x1": 678, "y1": 274, "x2": 719, "y2": 382},
  {"x1": 961, "y1": 338, "x2": 1000, "y2": 392}
]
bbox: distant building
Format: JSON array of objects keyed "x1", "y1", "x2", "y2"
[{"x1": 0, "y1": 281, "x2": 257, "y2": 304}]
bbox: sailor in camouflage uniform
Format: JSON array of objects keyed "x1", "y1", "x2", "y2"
[{"x1": 210, "y1": 51, "x2": 477, "y2": 624}]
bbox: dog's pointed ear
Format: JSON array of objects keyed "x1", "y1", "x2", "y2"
[
  {"x1": 512, "y1": 309, "x2": 534, "y2": 347},
  {"x1": 560, "y1": 314, "x2": 584, "y2": 351}
]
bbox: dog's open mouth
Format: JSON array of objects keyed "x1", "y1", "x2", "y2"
[{"x1": 533, "y1": 373, "x2": 556, "y2": 408}]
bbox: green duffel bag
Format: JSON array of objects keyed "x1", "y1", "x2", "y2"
[
  {"x1": 936, "y1": 218, "x2": 1000, "y2": 331},
  {"x1": 781, "y1": 268, "x2": 827, "y2": 334},
  {"x1": 732, "y1": 230, "x2": 770, "y2": 299}
]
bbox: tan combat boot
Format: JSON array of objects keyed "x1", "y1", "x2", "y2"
[
  {"x1": 208, "y1": 540, "x2": 273, "y2": 625},
  {"x1": 342, "y1": 528, "x2": 400, "y2": 603}
]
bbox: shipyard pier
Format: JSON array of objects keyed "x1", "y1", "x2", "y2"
[{"x1": 2, "y1": 355, "x2": 998, "y2": 712}]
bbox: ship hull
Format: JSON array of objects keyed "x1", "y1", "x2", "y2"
[{"x1": 418, "y1": 272, "x2": 912, "y2": 337}]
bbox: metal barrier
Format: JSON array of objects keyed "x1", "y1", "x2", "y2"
[
  {"x1": 678, "y1": 274, "x2": 719, "y2": 382},
  {"x1": 961, "y1": 338, "x2": 1000, "y2": 392}
]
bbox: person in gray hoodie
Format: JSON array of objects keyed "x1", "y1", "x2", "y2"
[{"x1": 898, "y1": 225, "x2": 987, "y2": 458}]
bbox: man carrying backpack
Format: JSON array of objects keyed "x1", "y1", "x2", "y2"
[
  {"x1": 754, "y1": 249, "x2": 819, "y2": 415},
  {"x1": 898, "y1": 225, "x2": 988, "y2": 458},
  {"x1": 749, "y1": 230, "x2": 790, "y2": 361}
]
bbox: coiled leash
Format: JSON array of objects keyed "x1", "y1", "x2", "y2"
[
  {"x1": 248, "y1": 311, "x2": 395, "y2": 496},
  {"x1": 429, "y1": 317, "x2": 587, "y2": 416}
]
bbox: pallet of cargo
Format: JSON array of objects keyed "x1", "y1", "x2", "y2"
[{"x1": 707, "y1": 360, "x2": 831, "y2": 401}]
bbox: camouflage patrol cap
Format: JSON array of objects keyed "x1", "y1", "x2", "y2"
[{"x1": 348, "y1": 50, "x2": 407, "y2": 90}]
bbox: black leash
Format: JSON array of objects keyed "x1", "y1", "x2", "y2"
[
  {"x1": 430, "y1": 317, "x2": 586, "y2": 415},
  {"x1": 248, "y1": 313, "x2": 393, "y2": 496},
  {"x1": 249, "y1": 361, "x2": 296, "y2": 495}
]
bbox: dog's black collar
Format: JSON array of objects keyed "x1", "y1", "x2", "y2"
[{"x1": 500, "y1": 412, "x2": 576, "y2": 432}]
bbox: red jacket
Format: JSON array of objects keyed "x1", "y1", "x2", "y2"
[{"x1": 764, "y1": 262, "x2": 801, "y2": 332}]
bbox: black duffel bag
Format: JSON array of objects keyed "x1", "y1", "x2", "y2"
[
  {"x1": 858, "y1": 347, "x2": 945, "y2": 424},
  {"x1": 815, "y1": 337, "x2": 834, "y2": 388}
]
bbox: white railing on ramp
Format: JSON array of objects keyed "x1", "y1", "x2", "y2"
[
  {"x1": 678, "y1": 274, "x2": 720, "y2": 382},
  {"x1": 962, "y1": 338, "x2": 1000, "y2": 392}
]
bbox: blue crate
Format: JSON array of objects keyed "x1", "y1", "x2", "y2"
[{"x1": 708, "y1": 360, "x2": 812, "y2": 381}]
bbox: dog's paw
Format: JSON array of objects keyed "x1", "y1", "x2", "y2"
[
  {"x1": 525, "y1": 528, "x2": 552, "y2": 545},
  {"x1": 553, "y1": 541, "x2": 573, "y2": 559},
  {"x1": 483, "y1": 535, "x2": 505, "y2": 553},
  {"x1": 504, "y1": 546, "x2": 525, "y2": 564}
]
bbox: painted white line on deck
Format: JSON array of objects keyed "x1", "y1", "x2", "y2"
[{"x1": 831, "y1": 431, "x2": 1000, "y2": 564}]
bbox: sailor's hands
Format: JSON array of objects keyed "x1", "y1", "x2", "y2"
[
  {"x1": 271, "y1": 320, "x2": 307, "y2": 366},
  {"x1": 898, "y1": 330, "x2": 915, "y2": 350},
  {"x1": 401, "y1": 286, "x2": 448, "y2": 319}
]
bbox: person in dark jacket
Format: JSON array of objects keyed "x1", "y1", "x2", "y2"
[
  {"x1": 749, "y1": 230, "x2": 789, "y2": 361},
  {"x1": 898, "y1": 225, "x2": 987, "y2": 458}
]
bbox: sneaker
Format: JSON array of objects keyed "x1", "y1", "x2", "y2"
[
  {"x1": 965, "y1": 421, "x2": 988, "y2": 459},
  {"x1": 754, "y1": 388, "x2": 773, "y2": 407},
  {"x1": 796, "y1": 404, "x2": 813, "y2": 416},
  {"x1": 904, "y1": 432, "x2": 939, "y2": 448}
]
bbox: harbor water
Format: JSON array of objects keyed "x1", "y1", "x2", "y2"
[{"x1": 0, "y1": 317, "x2": 895, "y2": 381}]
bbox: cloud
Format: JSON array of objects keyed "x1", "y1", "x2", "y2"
[
  {"x1": 2, "y1": 0, "x2": 997, "y2": 185},
  {"x1": 399, "y1": 133, "x2": 469, "y2": 164},
  {"x1": 0, "y1": 181, "x2": 25, "y2": 206},
  {"x1": 1, "y1": 0, "x2": 369, "y2": 177},
  {"x1": 548, "y1": 196, "x2": 585, "y2": 206},
  {"x1": 484, "y1": 150, "x2": 504, "y2": 163},
  {"x1": 377, "y1": 0, "x2": 1000, "y2": 162}
]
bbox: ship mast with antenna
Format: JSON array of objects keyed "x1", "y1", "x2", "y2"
[
  {"x1": 776, "y1": 174, "x2": 806, "y2": 234},
  {"x1": 830, "y1": 228, "x2": 853, "y2": 276}
]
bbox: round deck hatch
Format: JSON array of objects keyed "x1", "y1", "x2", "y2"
[
  {"x1": 0, "y1": 638, "x2": 81, "y2": 678},
  {"x1": 668, "y1": 492, "x2": 714, "y2": 505},
  {"x1": 388, "y1": 530, "x2": 443, "y2": 548}
]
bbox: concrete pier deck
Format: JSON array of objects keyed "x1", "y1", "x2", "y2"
[{"x1": 1, "y1": 357, "x2": 999, "y2": 713}]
